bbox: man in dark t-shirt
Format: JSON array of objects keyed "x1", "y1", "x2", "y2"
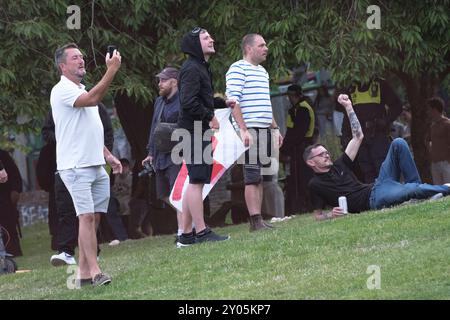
[
  {"x1": 305, "y1": 94, "x2": 450, "y2": 220},
  {"x1": 309, "y1": 153, "x2": 373, "y2": 214}
]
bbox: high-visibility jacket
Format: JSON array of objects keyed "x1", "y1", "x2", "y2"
[
  {"x1": 340, "y1": 79, "x2": 402, "y2": 140},
  {"x1": 287, "y1": 100, "x2": 315, "y2": 138},
  {"x1": 350, "y1": 80, "x2": 381, "y2": 106}
]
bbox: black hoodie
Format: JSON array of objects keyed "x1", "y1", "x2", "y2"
[{"x1": 177, "y1": 30, "x2": 215, "y2": 132}]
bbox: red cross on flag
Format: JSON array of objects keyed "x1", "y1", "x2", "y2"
[{"x1": 169, "y1": 108, "x2": 247, "y2": 211}]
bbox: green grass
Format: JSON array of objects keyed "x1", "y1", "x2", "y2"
[{"x1": 1, "y1": 198, "x2": 450, "y2": 300}]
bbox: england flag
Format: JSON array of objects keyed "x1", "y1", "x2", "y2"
[{"x1": 169, "y1": 108, "x2": 247, "y2": 211}]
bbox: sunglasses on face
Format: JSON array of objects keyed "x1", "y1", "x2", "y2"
[{"x1": 309, "y1": 151, "x2": 331, "y2": 160}]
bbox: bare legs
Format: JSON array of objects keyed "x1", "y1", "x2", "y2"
[{"x1": 182, "y1": 183, "x2": 207, "y2": 233}]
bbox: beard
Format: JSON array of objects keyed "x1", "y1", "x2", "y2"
[
  {"x1": 73, "y1": 69, "x2": 86, "y2": 81},
  {"x1": 159, "y1": 87, "x2": 170, "y2": 97}
]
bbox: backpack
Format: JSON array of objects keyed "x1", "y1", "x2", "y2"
[{"x1": 153, "y1": 104, "x2": 179, "y2": 153}]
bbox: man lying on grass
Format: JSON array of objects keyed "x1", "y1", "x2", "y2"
[{"x1": 305, "y1": 94, "x2": 450, "y2": 220}]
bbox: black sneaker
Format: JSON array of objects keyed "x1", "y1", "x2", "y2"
[
  {"x1": 195, "y1": 227, "x2": 230, "y2": 244},
  {"x1": 174, "y1": 228, "x2": 196, "y2": 243},
  {"x1": 176, "y1": 232, "x2": 196, "y2": 248},
  {"x1": 263, "y1": 221, "x2": 275, "y2": 229}
]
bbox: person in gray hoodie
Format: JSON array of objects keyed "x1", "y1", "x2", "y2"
[{"x1": 176, "y1": 27, "x2": 229, "y2": 247}]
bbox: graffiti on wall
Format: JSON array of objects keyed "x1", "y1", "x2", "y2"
[{"x1": 18, "y1": 204, "x2": 48, "y2": 227}]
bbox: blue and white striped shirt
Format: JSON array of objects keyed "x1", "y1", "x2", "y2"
[{"x1": 226, "y1": 60, "x2": 273, "y2": 128}]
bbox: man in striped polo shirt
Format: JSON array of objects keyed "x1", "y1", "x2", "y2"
[{"x1": 225, "y1": 33, "x2": 283, "y2": 232}]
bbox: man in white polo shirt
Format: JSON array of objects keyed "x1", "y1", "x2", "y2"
[{"x1": 50, "y1": 43, "x2": 122, "y2": 287}]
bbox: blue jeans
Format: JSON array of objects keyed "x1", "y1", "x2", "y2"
[{"x1": 369, "y1": 138, "x2": 450, "y2": 209}]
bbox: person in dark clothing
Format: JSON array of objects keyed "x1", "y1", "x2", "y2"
[
  {"x1": 176, "y1": 27, "x2": 229, "y2": 247},
  {"x1": 305, "y1": 94, "x2": 450, "y2": 220},
  {"x1": 281, "y1": 84, "x2": 315, "y2": 214},
  {"x1": 0, "y1": 150, "x2": 23, "y2": 256},
  {"x1": 41, "y1": 111, "x2": 78, "y2": 264},
  {"x1": 427, "y1": 97, "x2": 450, "y2": 185},
  {"x1": 96, "y1": 104, "x2": 128, "y2": 245},
  {"x1": 35, "y1": 139, "x2": 58, "y2": 250},
  {"x1": 41, "y1": 103, "x2": 125, "y2": 266},
  {"x1": 340, "y1": 78, "x2": 403, "y2": 183},
  {"x1": 142, "y1": 67, "x2": 183, "y2": 241}
]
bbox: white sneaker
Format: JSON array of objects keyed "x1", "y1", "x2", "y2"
[
  {"x1": 108, "y1": 239, "x2": 120, "y2": 246},
  {"x1": 430, "y1": 193, "x2": 444, "y2": 201},
  {"x1": 50, "y1": 252, "x2": 77, "y2": 266}
]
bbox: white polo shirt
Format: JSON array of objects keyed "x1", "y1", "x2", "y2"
[{"x1": 50, "y1": 75, "x2": 105, "y2": 171}]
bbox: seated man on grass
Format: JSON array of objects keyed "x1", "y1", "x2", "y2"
[{"x1": 305, "y1": 94, "x2": 450, "y2": 220}]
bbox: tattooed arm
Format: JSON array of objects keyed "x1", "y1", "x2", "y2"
[{"x1": 338, "y1": 94, "x2": 364, "y2": 161}]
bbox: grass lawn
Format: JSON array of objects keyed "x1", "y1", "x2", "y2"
[{"x1": 1, "y1": 197, "x2": 450, "y2": 300}]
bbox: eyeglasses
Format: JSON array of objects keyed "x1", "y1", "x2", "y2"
[
  {"x1": 191, "y1": 27, "x2": 202, "y2": 35},
  {"x1": 309, "y1": 151, "x2": 330, "y2": 160}
]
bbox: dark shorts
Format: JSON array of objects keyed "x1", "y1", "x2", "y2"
[
  {"x1": 243, "y1": 127, "x2": 272, "y2": 185},
  {"x1": 155, "y1": 164, "x2": 181, "y2": 199},
  {"x1": 185, "y1": 132, "x2": 213, "y2": 184}
]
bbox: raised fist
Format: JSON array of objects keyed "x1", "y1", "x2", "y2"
[{"x1": 338, "y1": 94, "x2": 352, "y2": 108}]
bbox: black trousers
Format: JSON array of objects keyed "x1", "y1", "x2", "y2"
[
  {"x1": 54, "y1": 173, "x2": 78, "y2": 256},
  {"x1": 47, "y1": 187, "x2": 58, "y2": 250},
  {"x1": 284, "y1": 145, "x2": 313, "y2": 215}
]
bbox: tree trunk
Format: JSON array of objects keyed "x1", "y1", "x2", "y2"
[
  {"x1": 402, "y1": 76, "x2": 435, "y2": 183},
  {"x1": 114, "y1": 93, "x2": 153, "y2": 173}
]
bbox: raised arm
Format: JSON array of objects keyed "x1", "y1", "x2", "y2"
[
  {"x1": 74, "y1": 50, "x2": 121, "y2": 108},
  {"x1": 338, "y1": 94, "x2": 364, "y2": 161}
]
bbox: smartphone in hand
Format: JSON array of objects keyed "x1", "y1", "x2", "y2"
[{"x1": 107, "y1": 45, "x2": 117, "y2": 58}]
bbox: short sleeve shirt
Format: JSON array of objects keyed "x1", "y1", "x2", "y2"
[
  {"x1": 308, "y1": 153, "x2": 373, "y2": 213},
  {"x1": 50, "y1": 76, "x2": 105, "y2": 170}
]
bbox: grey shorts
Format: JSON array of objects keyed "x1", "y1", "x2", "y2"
[{"x1": 59, "y1": 166, "x2": 110, "y2": 216}]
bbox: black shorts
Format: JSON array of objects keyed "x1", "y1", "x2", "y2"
[
  {"x1": 243, "y1": 127, "x2": 272, "y2": 185},
  {"x1": 185, "y1": 132, "x2": 213, "y2": 184},
  {"x1": 155, "y1": 164, "x2": 181, "y2": 199}
]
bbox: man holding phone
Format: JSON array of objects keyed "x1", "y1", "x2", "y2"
[
  {"x1": 50, "y1": 43, "x2": 122, "y2": 287},
  {"x1": 107, "y1": 45, "x2": 117, "y2": 59}
]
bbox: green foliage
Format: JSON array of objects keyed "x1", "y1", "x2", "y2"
[{"x1": 0, "y1": 0, "x2": 449, "y2": 148}]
